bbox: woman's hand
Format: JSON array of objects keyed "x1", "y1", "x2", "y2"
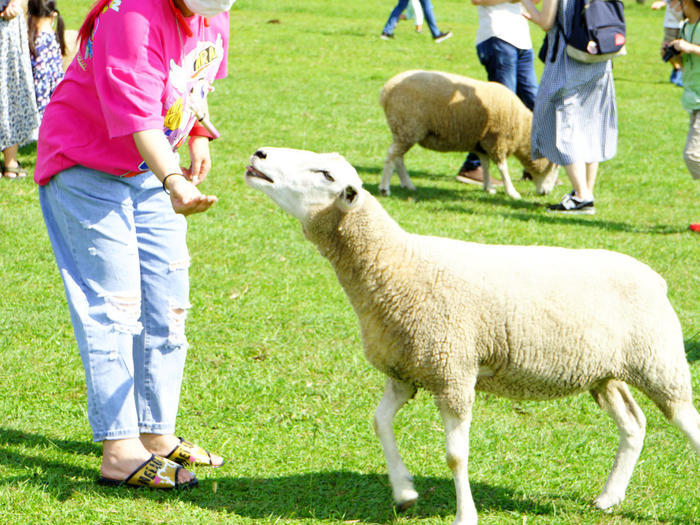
[
  {"x1": 186, "y1": 136, "x2": 211, "y2": 185},
  {"x1": 0, "y1": 0, "x2": 20, "y2": 19},
  {"x1": 165, "y1": 174, "x2": 218, "y2": 216}
]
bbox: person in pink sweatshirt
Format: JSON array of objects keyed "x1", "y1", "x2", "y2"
[{"x1": 35, "y1": 0, "x2": 233, "y2": 489}]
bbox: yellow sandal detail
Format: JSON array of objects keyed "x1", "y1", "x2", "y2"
[
  {"x1": 97, "y1": 454, "x2": 198, "y2": 489},
  {"x1": 165, "y1": 437, "x2": 224, "y2": 467}
]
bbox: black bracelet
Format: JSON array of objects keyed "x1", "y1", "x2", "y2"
[{"x1": 162, "y1": 172, "x2": 185, "y2": 194}]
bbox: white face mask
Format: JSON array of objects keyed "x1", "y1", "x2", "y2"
[{"x1": 182, "y1": 0, "x2": 236, "y2": 17}]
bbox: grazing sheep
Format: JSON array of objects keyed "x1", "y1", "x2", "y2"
[
  {"x1": 379, "y1": 70, "x2": 559, "y2": 199},
  {"x1": 245, "y1": 147, "x2": 700, "y2": 525}
]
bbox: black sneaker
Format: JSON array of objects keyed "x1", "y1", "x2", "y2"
[
  {"x1": 380, "y1": 32, "x2": 394, "y2": 40},
  {"x1": 433, "y1": 31, "x2": 452, "y2": 43},
  {"x1": 547, "y1": 193, "x2": 595, "y2": 214}
]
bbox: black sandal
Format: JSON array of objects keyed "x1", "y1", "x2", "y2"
[{"x1": 2, "y1": 163, "x2": 27, "y2": 178}]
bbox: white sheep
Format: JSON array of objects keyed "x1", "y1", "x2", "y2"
[
  {"x1": 245, "y1": 147, "x2": 700, "y2": 525},
  {"x1": 379, "y1": 70, "x2": 559, "y2": 199}
]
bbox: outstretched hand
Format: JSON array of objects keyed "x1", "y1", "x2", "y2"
[{"x1": 166, "y1": 174, "x2": 218, "y2": 215}]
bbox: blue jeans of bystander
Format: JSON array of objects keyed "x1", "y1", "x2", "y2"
[
  {"x1": 462, "y1": 37, "x2": 539, "y2": 172},
  {"x1": 476, "y1": 36, "x2": 538, "y2": 111},
  {"x1": 383, "y1": 0, "x2": 440, "y2": 38}
]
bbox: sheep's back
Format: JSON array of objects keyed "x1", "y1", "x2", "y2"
[
  {"x1": 357, "y1": 231, "x2": 681, "y2": 404},
  {"x1": 380, "y1": 70, "x2": 530, "y2": 155},
  {"x1": 410, "y1": 236, "x2": 683, "y2": 399}
]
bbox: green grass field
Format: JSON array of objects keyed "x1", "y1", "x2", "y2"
[{"x1": 0, "y1": 1, "x2": 698, "y2": 523}]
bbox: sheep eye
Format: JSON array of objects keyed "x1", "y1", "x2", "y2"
[{"x1": 316, "y1": 170, "x2": 334, "y2": 182}]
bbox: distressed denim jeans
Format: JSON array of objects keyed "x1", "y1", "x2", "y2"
[{"x1": 40, "y1": 166, "x2": 191, "y2": 442}]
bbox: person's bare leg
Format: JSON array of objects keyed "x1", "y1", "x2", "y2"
[
  {"x1": 585, "y1": 162, "x2": 598, "y2": 197},
  {"x1": 564, "y1": 162, "x2": 593, "y2": 201},
  {"x1": 2, "y1": 145, "x2": 19, "y2": 177}
]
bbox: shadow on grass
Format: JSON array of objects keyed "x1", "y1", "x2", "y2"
[
  {"x1": 0, "y1": 427, "x2": 692, "y2": 523},
  {"x1": 686, "y1": 336, "x2": 700, "y2": 363},
  {"x1": 355, "y1": 166, "x2": 689, "y2": 235}
]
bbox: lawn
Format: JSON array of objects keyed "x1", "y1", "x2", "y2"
[{"x1": 0, "y1": 1, "x2": 698, "y2": 524}]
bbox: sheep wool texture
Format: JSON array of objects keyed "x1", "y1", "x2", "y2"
[
  {"x1": 380, "y1": 70, "x2": 553, "y2": 177},
  {"x1": 303, "y1": 190, "x2": 690, "y2": 418}
]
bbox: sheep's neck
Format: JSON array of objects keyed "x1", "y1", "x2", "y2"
[
  {"x1": 304, "y1": 197, "x2": 418, "y2": 315},
  {"x1": 514, "y1": 145, "x2": 553, "y2": 176}
]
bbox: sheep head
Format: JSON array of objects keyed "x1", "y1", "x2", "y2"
[
  {"x1": 245, "y1": 147, "x2": 364, "y2": 225},
  {"x1": 522, "y1": 157, "x2": 559, "y2": 195}
]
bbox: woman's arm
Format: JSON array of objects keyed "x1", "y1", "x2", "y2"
[
  {"x1": 670, "y1": 38, "x2": 700, "y2": 58},
  {"x1": 0, "y1": 0, "x2": 21, "y2": 20},
  {"x1": 133, "y1": 129, "x2": 217, "y2": 216},
  {"x1": 521, "y1": 0, "x2": 558, "y2": 31}
]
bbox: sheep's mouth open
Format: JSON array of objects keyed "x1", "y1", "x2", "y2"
[{"x1": 245, "y1": 166, "x2": 273, "y2": 183}]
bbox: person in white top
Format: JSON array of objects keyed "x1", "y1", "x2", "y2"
[{"x1": 457, "y1": 0, "x2": 539, "y2": 184}]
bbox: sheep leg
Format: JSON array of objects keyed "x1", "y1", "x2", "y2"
[
  {"x1": 380, "y1": 141, "x2": 415, "y2": 196},
  {"x1": 475, "y1": 153, "x2": 497, "y2": 195},
  {"x1": 494, "y1": 158, "x2": 521, "y2": 200},
  {"x1": 669, "y1": 401, "x2": 700, "y2": 455},
  {"x1": 394, "y1": 154, "x2": 416, "y2": 192},
  {"x1": 374, "y1": 377, "x2": 419, "y2": 510},
  {"x1": 590, "y1": 380, "x2": 646, "y2": 510},
  {"x1": 438, "y1": 401, "x2": 477, "y2": 525}
]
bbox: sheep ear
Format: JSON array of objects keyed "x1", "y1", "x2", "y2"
[{"x1": 336, "y1": 184, "x2": 362, "y2": 212}]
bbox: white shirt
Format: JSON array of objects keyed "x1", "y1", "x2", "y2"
[
  {"x1": 475, "y1": 3, "x2": 532, "y2": 50},
  {"x1": 664, "y1": 0, "x2": 682, "y2": 29}
]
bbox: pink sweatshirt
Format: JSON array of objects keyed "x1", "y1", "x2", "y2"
[{"x1": 35, "y1": 0, "x2": 229, "y2": 185}]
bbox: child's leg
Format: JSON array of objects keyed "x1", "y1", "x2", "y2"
[{"x1": 683, "y1": 110, "x2": 700, "y2": 181}]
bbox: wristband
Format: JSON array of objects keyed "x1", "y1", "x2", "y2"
[{"x1": 162, "y1": 172, "x2": 185, "y2": 194}]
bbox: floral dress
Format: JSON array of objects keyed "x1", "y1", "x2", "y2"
[
  {"x1": 0, "y1": 14, "x2": 38, "y2": 150},
  {"x1": 31, "y1": 30, "x2": 64, "y2": 123}
]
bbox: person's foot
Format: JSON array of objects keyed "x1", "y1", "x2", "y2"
[
  {"x1": 456, "y1": 165, "x2": 503, "y2": 186},
  {"x1": 1, "y1": 162, "x2": 22, "y2": 179},
  {"x1": 690, "y1": 223, "x2": 700, "y2": 232},
  {"x1": 547, "y1": 192, "x2": 595, "y2": 214},
  {"x1": 141, "y1": 433, "x2": 224, "y2": 467},
  {"x1": 415, "y1": 24, "x2": 422, "y2": 32},
  {"x1": 380, "y1": 31, "x2": 394, "y2": 40},
  {"x1": 433, "y1": 31, "x2": 452, "y2": 43},
  {"x1": 670, "y1": 68, "x2": 683, "y2": 87},
  {"x1": 100, "y1": 438, "x2": 196, "y2": 485}
]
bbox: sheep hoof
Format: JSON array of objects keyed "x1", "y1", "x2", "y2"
[
  {"x1": 400, "y1": 182, "x2": 416, "y2": 192},
  {"x1": 379, "y1": 188, "x2": 391, "y2": 197},
  {"x1": 507, "y1": 192, "x2": 522, "y2": 200},
  {"x1": 594, "y1": 493, "x2": 624, "y2": 511},
  {"x1": 395, "y1": 495, "x2": 418, "y2": 512},
  {"x1": 485, "y1": 187, "x2": 497, "y2": 195}
]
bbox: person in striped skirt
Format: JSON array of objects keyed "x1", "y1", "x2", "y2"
[{"x1": 521, "y1": 0, "x2": 618, "y2": 215}]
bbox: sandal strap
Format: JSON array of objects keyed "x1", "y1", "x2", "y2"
[
  {"x1": 166, "y1": 437, "x2": 216, "y2": 466},
  {"x1": 3, "y1": 165, "x2": 26, "y2": 174},
  {"x1": 124, "y1": 454, "x2": 182, "y2": 488}
]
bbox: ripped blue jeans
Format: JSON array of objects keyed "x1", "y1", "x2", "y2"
[{"x1": 40, "y1": 166, "x2": 190, "y2": 442}]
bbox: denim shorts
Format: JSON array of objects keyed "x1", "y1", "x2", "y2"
[{"x1": 40, "y1": 166, "x2": 191, "y2": 441}]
